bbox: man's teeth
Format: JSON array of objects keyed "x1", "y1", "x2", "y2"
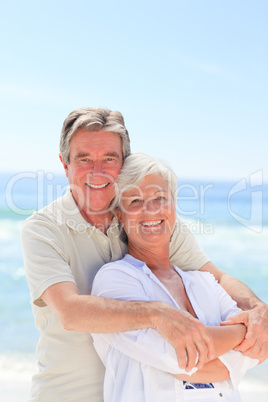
[
  {"x1": 141, "y1": 221, "x2": 162, "y2": 226},
  {"x1": 87, "y1": 183, "x2": 109, "y2": 189}
]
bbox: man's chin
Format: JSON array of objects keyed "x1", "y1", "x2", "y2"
[{"x1": 82, "y1": 205, "x2": 113, "y2": 217}]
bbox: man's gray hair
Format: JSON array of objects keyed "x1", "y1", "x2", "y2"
[
  {"x1": 60, "y1": 107, "x2": 131, "y2": 164},
  {"x1": 113, "y1": 152, "x2": 178, "y2": 210}
]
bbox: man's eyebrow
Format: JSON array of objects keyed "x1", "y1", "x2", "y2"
[
  {"x1": 104, "y1": 152, "x2": 121, "y2": 158},
  {"x1": 73, "y1": 152, "x2": 121, "y2": 160},
  {"x1": 74, "y1": 153, "x2": 90, "y2": 160}
]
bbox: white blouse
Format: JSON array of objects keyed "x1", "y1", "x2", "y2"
[{"x1": 91, "y1": 254, "x2": 258, "y2": 402}]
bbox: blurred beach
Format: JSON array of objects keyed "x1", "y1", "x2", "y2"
[{"x1": 1, "y1": 171, "x2": 268, "y2": 401}]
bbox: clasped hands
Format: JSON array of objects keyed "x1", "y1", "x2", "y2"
[{"x1": 154, "y1": 302, "x2": 268, "y2": 372}]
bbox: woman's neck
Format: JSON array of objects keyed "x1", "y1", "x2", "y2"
[{"x1": 128, "y1": 242, "x2": 172, "y2": 271}]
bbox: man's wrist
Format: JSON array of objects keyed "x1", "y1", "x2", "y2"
[
  {"x1": 132, "y1": 301, "x2": 162, "y2": 330},
  {"x1": 249, "y1": 297, "x2": 266, "y2": 310}
]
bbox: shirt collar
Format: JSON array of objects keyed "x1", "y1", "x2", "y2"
[
  {"x1": 122, "y1": 253, "x2": 193, "y2": 291},
  {"x1": 123, "y1": 254, "x2": 147, "y2": 270},
  {"x1": 60, "y1": 187, "x2": 120, "y2": 234}
]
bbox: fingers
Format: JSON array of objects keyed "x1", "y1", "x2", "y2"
[
  {"x1": 235, "y1": 342, "x2": 261, "y2": 359},
  {"x1": 174, "y1": 337, "x2": 200, "y2": 372},
  {"x1": 175, "y1": 341, "x2": 188, "y2": 370},
  {"x1": 154, "y1": 307, "x2": 215, "y2": 372},
  {"x1": 234, "y1": 338, "x2": 254, "y2": 353},
  {"x1": 200, "y1": 325, "x2": 215, "y2": 361},
  {"x1": 220, "y1": 311, "x2": 248, "y2": 326},
  {"x1": 233, "y1": 325, "x2": 266, "y2": 360},
  {"x1": 234, "y1": 331, "x2": 264, "y2": 360},
  {"x1": 221, "y1": 306, "x2": 268, "y2": 361},
  {"x1": 174, "y1": 321, "x2": 215, "y2": 372}
]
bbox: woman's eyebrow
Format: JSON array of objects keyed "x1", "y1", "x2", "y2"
[
  {"x1": 154, "y1": 190, "x2": 168, "y2": 194},
  {"x1": 124, "y1": 193, "x2": 142, "y2": 198}
]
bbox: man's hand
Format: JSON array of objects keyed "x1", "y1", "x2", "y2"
[
  {"x1": 221, "y1": 302, "x2": 268, "y2": 363},
  {"x1": 151, "y1": 303, "x2": 215, "y2": 372}
]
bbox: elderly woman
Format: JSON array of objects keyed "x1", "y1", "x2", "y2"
[{"x1": 91, "y1": 153, "x2": 258, "y2": 402}]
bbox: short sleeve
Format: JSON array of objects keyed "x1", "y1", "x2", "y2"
[
  {"x1": 169, "y1": 215, "x2": 210, "y2": 270},
  {"x1": 21, "y1": 215, "x2": 76, "y2": 306}
]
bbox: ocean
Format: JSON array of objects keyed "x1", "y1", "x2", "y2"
[{"x1": 0, "y1": 170, "x2": 268, "y2": 401}]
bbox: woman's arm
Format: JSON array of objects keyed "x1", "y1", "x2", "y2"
[
  {"x1": 175, "y1": 324, "x2": 247, "y2": 383},
  {"x1": 91, "y1": 264, "x2": 246, "y2": 380},
  {"x1": 170, "y1": 218, "x2": 268, "y2": 362},
  {"x1": 207, "y1": 325, "x2": 247, "y2": 358},
  {"x1": 200, "y1": 261, "x2": 268, "y2": 362}
]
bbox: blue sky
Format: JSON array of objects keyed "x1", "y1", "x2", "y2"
[{"x1": 1, "y1": 0, "x2": 267, "y2": 181}]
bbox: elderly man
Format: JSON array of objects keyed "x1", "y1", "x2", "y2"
[{"x1": 21, "y1": 107, "x2": 268, "y2": 402}]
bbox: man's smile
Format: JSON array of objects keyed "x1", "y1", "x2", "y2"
[{"x1": 86, "y1": 183, "x2": 110, "y2": 189}]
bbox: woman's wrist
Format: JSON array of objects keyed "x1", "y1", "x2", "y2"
[{"x1": 207, "y1": 324, "x2": 246, "y2": 357}]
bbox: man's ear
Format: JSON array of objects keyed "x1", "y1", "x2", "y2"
[
  {"x1": 59, "y1": 154, "x2": 69, "y2": 178},
  {"x1": 115, "y1": 209, "x2": 122, "y2": 224}
]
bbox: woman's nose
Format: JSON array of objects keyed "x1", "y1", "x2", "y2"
[{"x1": 143, "y1": 199, "x2": 158, "y2": 214}]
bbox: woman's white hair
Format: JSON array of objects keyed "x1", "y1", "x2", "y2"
[{"x1": 113, "y1": 152, "x2": 178, "y2": 210}]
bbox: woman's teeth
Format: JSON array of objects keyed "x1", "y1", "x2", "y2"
[{"x1": 141, "y1": 221, "x2": 162, "y2": 226}]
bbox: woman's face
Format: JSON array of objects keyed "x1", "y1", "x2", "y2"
[{"x1": 116, "y1": 174, "x2": 176, "y2": 249}]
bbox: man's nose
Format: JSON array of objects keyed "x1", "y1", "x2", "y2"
[{"x1": 91, "y1": 160, "x2": 103, "y2": 175}]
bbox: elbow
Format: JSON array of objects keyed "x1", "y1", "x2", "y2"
[
  {"x1": 62, "y1": 319, "x2": 75, "y2": 332},
  {"x1": 61, "y1": 313, "x2": 79, "y2": 332},
  {"x1": 58, "y1": 308, "x2": 80, "y2": 332}
]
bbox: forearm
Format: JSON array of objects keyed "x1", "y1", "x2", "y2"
[
  {"x1": 219, "y1": 273, "x2": 264, "y2": 311},
  {"x1": 175, "y1": 358, "x2": 229, "y2": 383},
  {"x1": 174, "y1": 324, "x2": 246, "y2": 383},
  {"x1": 42, "y1": 282, "x2": 158, "y2": 333},
  {"x1": 207, "y1": 325, "x2": 246, "y2": 358},
  {"x1": 200, "y1": 262, "x2": 263, "y2": 310},
  {"x1": 63, "y1": 295, "x2": 157, "y2": 333},
  {"x1": 42, "y1": 281, "x2": 214, "y2": 371}
]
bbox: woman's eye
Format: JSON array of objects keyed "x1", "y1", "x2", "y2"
[{"x1": 131, "y1": 199, "x2": 142, "y2": 204}]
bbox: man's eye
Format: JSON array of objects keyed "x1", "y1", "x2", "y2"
[{"x1": 156, "y1": 196, "x2": 166, "y2": 201}]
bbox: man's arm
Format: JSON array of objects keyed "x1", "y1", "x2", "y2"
[
  {"x1": 42, "y1": 281, "x2": 214, "y2": 372},
  {"x1": 199, "y1": 261, "x2": 268, "y2": 361}
]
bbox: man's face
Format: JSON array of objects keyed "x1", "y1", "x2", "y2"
[{"x1": 60, "y1": 129, "x2": 123, "y2": 220}]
